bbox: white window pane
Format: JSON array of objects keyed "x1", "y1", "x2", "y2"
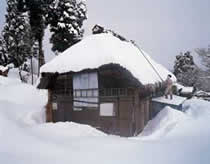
[
  {"x1": 100, "y1": 103, "x2": 114, "y2": 116},
  {"x1": 73, "y1": 72, "x2": 98, "y2": 108},
  {"x1": 88, "y1": 72, "x2": 98, "y2": 88},
  {"x1": 76, "y1": 90, "x2": 81, "y2": 97},
  {"x1": 95, "y1": 90, "x2": 99, "y2": 97},
  {"x1": 87, "y1": 90, "x2": 92, "y2": 97},
  {"x1": 81, "y1": 90, "x2": 86, "y2": 97},
  {"x1": 81, "y1": 73, "x2": 89, "y2": 89}
]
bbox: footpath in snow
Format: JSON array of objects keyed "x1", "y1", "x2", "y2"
[{"x1": 0, "y1": 76, "x2": 210, "y2": 164}]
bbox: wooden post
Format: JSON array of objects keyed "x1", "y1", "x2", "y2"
[
  {"x1": 133, "y1": 90, "x2": 142, "y2": 135},
  {"x1": 140, "y1": 99, "x2": 145, "y2": 132},
  {"x1": 46, "y1": 89, "x2": 53, "y2": 122}
]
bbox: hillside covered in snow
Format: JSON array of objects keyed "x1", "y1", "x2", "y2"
[{"x1": 0, "y1": 75, "x2": 210, "y2": 164}]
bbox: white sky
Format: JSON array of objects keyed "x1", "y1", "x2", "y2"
[{"x1": 1, "y1": 0, "x2": 210, "y2": 69}]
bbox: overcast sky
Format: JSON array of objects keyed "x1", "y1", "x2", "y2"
[{"x1": 0, "y1": 0, "x2": 210, "y2": 69}]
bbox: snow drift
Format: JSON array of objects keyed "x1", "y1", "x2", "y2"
[
  {"x1": 139, "y1": 106, "x2": 189, "y2": 139},
  {"x1": 1, "y1": 74, "x2": 210, "y2": 164}
]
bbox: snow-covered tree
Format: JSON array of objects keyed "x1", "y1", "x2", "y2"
[
  {"x1": 24, "y1": 0, "x2": 47, "y2": 73},
  {"x1": 16, "y1": 0, "x2": 54, "y2": 76},
  {"x1": 47, "y1": 0, "x2": 87, "y2": 52},
  {"x1": 3, "y1": 0, "x2": 32, "y2": 68},
  {"x1": 2, "y1": 0, "x2": 33, "y2": 81},
  {"x1": 0, "y1": 35, "x2": 8, "y2": 66},
  {"x1": 174, "y1": 51, "x2": 198, "y2": 86},
  {"x1": 195, "y1": 46, "x2": 210, "y2": 71},
  {"x1": 194, "y1": 46, "x2": 210, "y2": 91}
]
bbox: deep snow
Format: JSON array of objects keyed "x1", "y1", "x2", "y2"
[{"x1": 1, "y1": 76, "x2": 210, "y2": 164}]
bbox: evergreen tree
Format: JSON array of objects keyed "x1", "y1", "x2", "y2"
[
  {"x1": 173, "y1": 51, "x2": 198, "y2": 86},
  {"x1": 47, "y1": 0, "x2": 87, "y2": 52},
  {"x1": 0, "y1": 35, "x2": 8, "y2": 66},
  {"x1": 17, "y1": 0, "x2": 54, "y2": 75},
  {"x1": 194, "y1": 46, "x2": 210, "y2": 91},
  {"x1": 195, "y1": 46, "x2": 210, "y2": 71},
  {"x1": 3, "y1": 0, "x2": 32, "y2": 68},
  {"x1": 24, "y1": 0, "x2": 47, "y2": 72}
]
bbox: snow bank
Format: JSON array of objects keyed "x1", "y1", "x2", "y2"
[
  {"x1": 1, "y1": 76, "x2": 210, "y2": 164},
  {"x1": 183, "y1": 98, "x2": 210, "y2": 119},
  {"x1": 8, "y1": 67, "x2": 39, "y2": 85},
  {"x1": 165, "y1": 98, "x2": 210, "y2": 138},
  {"x1": 139, "y1": 98, "x2": 210, "y2": 139},
  {"x1": 31, "y1": 122, "x2": 106, "y2": 140},
  {"x1": 139, "y1": 106, "x2": 188, "y2": 139},
  {"x1": 0, "y1": 75, "x2": 47, "y2": 127},
  {"x1": 41, "y1": 33, "x2": 176, "y2": 84},
  {"x1": 0, "y1": 76, "x2": 45, "y2": 105},
  {"x1": 0, "y1": 75, "x2": 21, "y2": 86}
]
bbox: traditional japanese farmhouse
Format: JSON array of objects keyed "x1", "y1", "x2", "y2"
[{"x1": 37, "y1": 33, "x2": 176, "y2": 137}]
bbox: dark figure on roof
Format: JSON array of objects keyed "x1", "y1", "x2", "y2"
[
  {"x1": 92, "y1": 24, "x2": 128, "y2": 42},
  {"x1": 92, "y1": 24, "x2": 105, "y2": 34},
  {"x1": 165, "y1": 74, "x2": 173, "y2": 99}
]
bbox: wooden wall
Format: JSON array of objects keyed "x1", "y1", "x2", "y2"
[
  {"x1": 47, "y1": 66, "x2": 152, "y2": 137},
  {"x1": 50, "y1": 90, "x2": 151, "y2": 137}
]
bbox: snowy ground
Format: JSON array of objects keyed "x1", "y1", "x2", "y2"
[{"x1": 1, "y1": 76, "x2": 210, "y2": 164}]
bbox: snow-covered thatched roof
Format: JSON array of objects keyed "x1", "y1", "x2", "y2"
[{"x1": 41, "y1": 33, "x2": 176, "y2": 85}]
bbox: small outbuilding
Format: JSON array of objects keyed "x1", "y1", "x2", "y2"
[
  {"x1": 0, "y1": 66, "x2": 9, "y2": 77},
  {"x1": 151, "y1": 95, "x2": 187, "y2": 118},
  {"x1": 38, "y1": 33, "x2": 176, "y2": 137}
]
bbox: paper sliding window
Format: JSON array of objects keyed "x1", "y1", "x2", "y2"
[
  {"x1": 73, "y1": 72, "x2": 99, "y2": 108},
  {"x1": 100, "y1": 103, "x2": 115, "y2": 116}
]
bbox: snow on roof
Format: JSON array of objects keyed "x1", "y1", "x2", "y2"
[
  {"x1": 41, "y1": 33, "x2": 176, "y2": 84},
  {"x1": 174, "y1": 83, "x2": 194, "y2": 93},
  {"x1": 0, "y1": 65, "x2": 8, "y2": 72},
  {"x1": 152, "y1": 95, "x2": 187, "y2": 106}
]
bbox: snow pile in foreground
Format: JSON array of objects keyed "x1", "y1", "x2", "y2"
[
  {"x1": 41, "y1": 33, "x2": 176, "y2": 84},
  {"x1": 139, "y1": 98, "x2": 210, "y2": 140},
  {"x1": 183, "y1": 98, "x2": 210, "y2": 118},
  {"x1": 139, "y1": 106, "x2": 189, "y2": 139},
  {"x1": 31, "y1": 122, "x2": 106, "y2": 139},
  {"x1": 0, "y1": 76, "x2": 43, "y2": 105},
  {"x1": 0, "y1": 75, "x2": 106, "y2": 134},
  {"x1": 1, "y1": 76, "x2": 210, "y2": 164}
]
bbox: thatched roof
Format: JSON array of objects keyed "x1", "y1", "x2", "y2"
[{"x1": 40, "y1": 33, "x2": 175, "y2": 85}]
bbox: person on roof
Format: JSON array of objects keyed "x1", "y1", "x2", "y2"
[{"x1": 165, "y1": 74, "x2": 173, "y2": 99}]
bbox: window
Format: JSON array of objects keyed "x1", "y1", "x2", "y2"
[
  {"x1": 73, "y1": 72, "x2": 99, "y2": 109},
  {"x1": 100, "y1": 103, "x2": 115, "y2": 116}
]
